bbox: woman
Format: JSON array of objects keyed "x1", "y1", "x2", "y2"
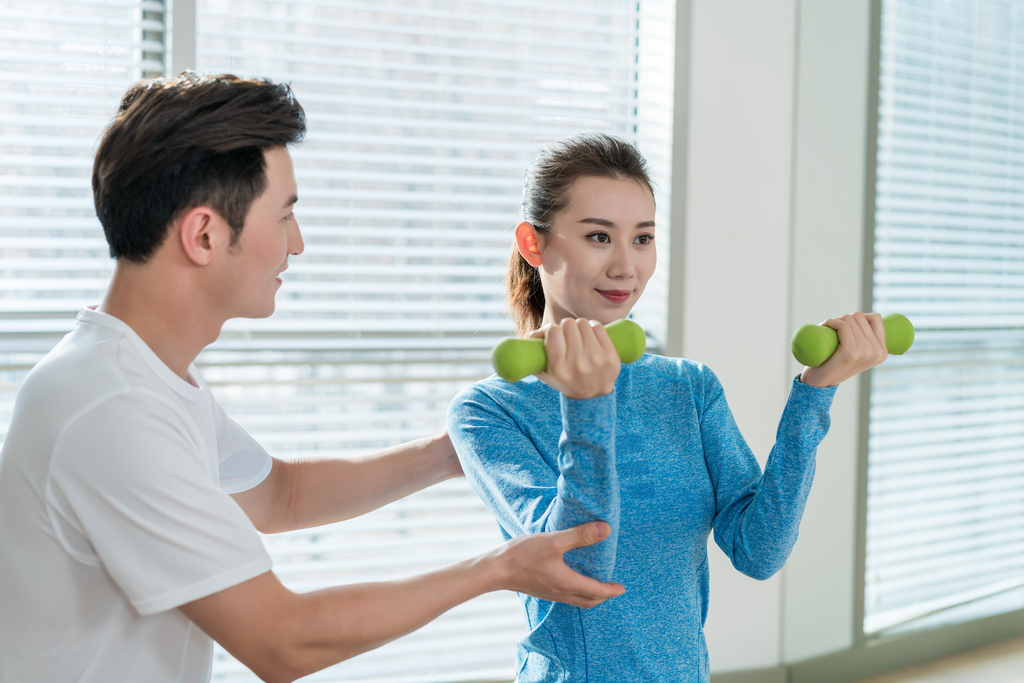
[{"x1": 446, "y1": 133, "x2": 886, "y2": 682}]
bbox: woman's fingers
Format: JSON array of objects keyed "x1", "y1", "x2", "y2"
[
  {"x1": 543, "y1": 322, "x2": 566, "y2": 369},
  {"x1": 589, "y1": 319, "x2": 619, "y2": 359},
  {"x1": 802, "y1": 311, "x2": 890, "y2": 388},
  {"x1": 534, "y1": 318, "x2": 621, "y2": 399},
  {"x1": 559, "y1": 318, "x2": 585, "y2": 372},
  {"x1": 865, "y1": 312, "x2": 887, "y2": 355},
  {"x1": 527, "y1": 323, "x2": 550, "y2": 340}
]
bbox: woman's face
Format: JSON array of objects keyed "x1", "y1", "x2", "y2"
[{"x1": 535, "y1": 175, "x2": 656, "y2": 327}]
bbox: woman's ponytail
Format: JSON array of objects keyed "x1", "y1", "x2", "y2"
[{"x1": 506, "y1": 244, "x2": 545, "y2": 337}]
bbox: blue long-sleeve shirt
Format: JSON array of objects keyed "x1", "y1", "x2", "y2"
[{"x1": 447, "y1": 354, "x2": 836, "y2": 682}]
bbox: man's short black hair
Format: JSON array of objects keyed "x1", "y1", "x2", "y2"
[{"x1": 92, "y1": 71, "x2": 306, "y2": 263}]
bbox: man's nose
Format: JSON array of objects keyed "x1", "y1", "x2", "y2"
[{"x1": 288, "y1": 215, "x2": 304, "y2": 256}]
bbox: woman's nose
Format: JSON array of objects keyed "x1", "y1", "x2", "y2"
[{"x1": 607, "y1": 241, "x2": 635, "y2": 279}]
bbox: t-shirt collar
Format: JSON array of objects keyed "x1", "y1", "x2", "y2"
[{"x1": 77, "y1": 307, "x2": 205, "y2": 402}]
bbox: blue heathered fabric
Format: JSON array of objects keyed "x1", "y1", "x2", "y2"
[{"x1": 447, "y1": 353, "x2": 837, "y2": 683}]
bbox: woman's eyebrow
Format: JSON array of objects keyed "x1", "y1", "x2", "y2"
[{"x1": 577, "y1": 217, "x2": 656, "y2": 230}]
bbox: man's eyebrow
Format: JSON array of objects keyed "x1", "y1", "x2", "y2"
[{"x1": 284, "y1": 194, "x2": 298, "y2": 208}]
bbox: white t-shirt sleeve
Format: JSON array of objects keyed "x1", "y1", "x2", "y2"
[
  {"x1": 45, "y1": 392, "x2": 272, "y2": 616},
  {"x1": 212, "y1": 398, "x2": 273, "y2": 494}
]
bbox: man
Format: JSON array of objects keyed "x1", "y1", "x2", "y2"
[{"x1": 0, "y1": 72, "x2": 623, "y2": 683}]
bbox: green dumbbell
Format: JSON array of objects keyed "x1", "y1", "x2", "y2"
[
  {"x1": 791, "y1": 313, "x2": 915, "y2": 367},
  {"x1": 491, "y1": 318, "x2": 647, "y2": 383}
]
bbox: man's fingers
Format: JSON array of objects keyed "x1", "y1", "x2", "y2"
[
  {"x1": 554, "y1": 521, "x2": 611, "y2": 551},
  {"x1": 559, "y1": 581, "x2": 627, "y2": 608}
]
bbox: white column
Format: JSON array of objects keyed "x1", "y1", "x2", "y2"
[
  {"x1": 682, "y1": 0, "x2": 798, "y2": 672},
  {"x1": 781, "y1": 0, "x2": 873, "y2": 664},
  {"x1": 678, "y1": 0, "x2": 875, "y2": 673},
  {"x1": 166, "y1": 0, "x2": 197, "y2": 75}
]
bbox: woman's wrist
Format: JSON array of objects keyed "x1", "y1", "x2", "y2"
[{"x1": 562, "y1": 385, "x2": 616, "y2": 400}]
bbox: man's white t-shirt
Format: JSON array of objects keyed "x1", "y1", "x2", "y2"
[{"x1": 0, "y1": 308, "x2": 274, "y2": 682}]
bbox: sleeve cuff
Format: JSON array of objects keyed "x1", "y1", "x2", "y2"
[
  {"x1": 790, "y1": 374, "x2": 837, "y2": 410},
  {"x1": 559, "y1": 391, "x2": 616, "y2": 437},
  {"x1": 132, "y1": 555, "x2": 273, "y2": 615}
]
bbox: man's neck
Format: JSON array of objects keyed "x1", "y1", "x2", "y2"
[{"x1": 99, "y1": 261, "x2": 224, "y2": 380}]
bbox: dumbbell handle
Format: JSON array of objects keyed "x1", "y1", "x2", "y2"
[
  {"x1": 791, "y1": 313, "x2": 915, "y2": 367},
  {"x1": 491, "y1": 319, "x2": 647, "y2": 383}
]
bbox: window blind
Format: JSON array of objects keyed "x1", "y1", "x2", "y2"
[
  {"x1": 194, "y1": 1, "x2": 676, "y2": 681},
  {"x1": 0, "y1": 0, "x2": 165, "y2": 440},
  {"x1": 866, "y1": 0, "x2": 1024, "y2": 636}
]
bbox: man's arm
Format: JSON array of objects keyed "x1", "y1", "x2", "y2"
[
  {"x1": 180, "y1": 521, "x2": 624, "y2": 683},
  {"x1": 231, "y1": 431, "x2": 461, "y2": 533}
]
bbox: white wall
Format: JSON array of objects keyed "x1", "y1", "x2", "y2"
[{"x1": 676, "y1": 0, "x2": 873, "y2": 673}]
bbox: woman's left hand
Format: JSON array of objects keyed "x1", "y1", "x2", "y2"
[{"x1": 800, "y1": 311, "x2": 888, "y2": 388}]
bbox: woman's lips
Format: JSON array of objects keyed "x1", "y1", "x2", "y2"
[{"x1": 597, "y1": 289, "x2": 631, "y2": 304}]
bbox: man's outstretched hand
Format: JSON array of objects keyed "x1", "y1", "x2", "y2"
[
  {"x1": 488, "y1": 521, "x2": 625, "y2": 608},
  {"x1": 180, "y1": 521, "x2": 624, "y2": 683}
]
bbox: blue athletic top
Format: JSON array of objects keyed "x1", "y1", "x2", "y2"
[{"x1": 447, "y1": 353, "x2": 836, "y2": 682}]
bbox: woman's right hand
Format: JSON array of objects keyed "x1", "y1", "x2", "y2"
[{"x1": 530, "y1": 318, "x2": 621, "y2": 399}]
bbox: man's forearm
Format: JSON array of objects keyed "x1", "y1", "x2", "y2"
[
  {"x1": 236, "y1": 432, "x2": 463, "y2": 533},
  {"x1": 182, "y1": 553, "x2": 501, "y2": 683},
  {"x1": 289, "y1": 554, "x2": 497, "y2": 673}
]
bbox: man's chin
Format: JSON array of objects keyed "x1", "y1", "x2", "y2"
[{"x1": 236, "y1": 302, "x2": 276, "y2": 320}]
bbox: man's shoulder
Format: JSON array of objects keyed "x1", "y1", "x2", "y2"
[{"x1": 16, "y1": 323, "x2": 183, "y2": 434}]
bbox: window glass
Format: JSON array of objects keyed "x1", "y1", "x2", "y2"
[
  {"x1": 867, "y1": 0, "x2": 1024, "y2": 637},
  {"x1": 0, "y1": 0, "x2": 164, "y2": 443}
]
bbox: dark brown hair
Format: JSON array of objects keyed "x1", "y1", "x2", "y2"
[
  {"x1": 508, "y1": 132, "x2": 654, "y2": 336},
  {"x1": 92, "y1": 71, "x2": 306, "y2": 263}
]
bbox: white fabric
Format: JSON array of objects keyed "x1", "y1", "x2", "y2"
[{"x1": 0, "y1": 308, "x2": 273, "y2": 683}]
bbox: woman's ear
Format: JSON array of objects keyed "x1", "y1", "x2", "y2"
[{"x1": 515, "y1": 221, "x2": 544, "y2": 267}]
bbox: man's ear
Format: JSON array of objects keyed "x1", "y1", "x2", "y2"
[
  {"x1": 178, "y1": 206, "x2": 226, "y2": 266},
  {"x1": 515, "y1": 221, "x2": 544, "y2": 267}
]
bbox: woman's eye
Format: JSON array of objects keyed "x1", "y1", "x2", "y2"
[
  {"x1": 589, "y1": 233, "x2": 611, "y2": 243},
  {"x1": 635, "y1": 234, "x2": 654, "y2": 245}
]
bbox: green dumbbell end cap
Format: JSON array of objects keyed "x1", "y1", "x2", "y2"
[
  {"x1": 882, "y1": 313, "x2": 914, "y2": 355},
  {"x1": 605, "y1": 319, "x2": 646, "y2": 363},
  {"x1": 791, "y1": 324, "x2": 839, "y2": 368},
  {"x1": 491, "y1": 337, "x2": 547, "y2": 383}
]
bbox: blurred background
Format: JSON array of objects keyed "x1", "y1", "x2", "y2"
[{"x1": 0, "y1": 1, "x2": 1021, "y2": 682}]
